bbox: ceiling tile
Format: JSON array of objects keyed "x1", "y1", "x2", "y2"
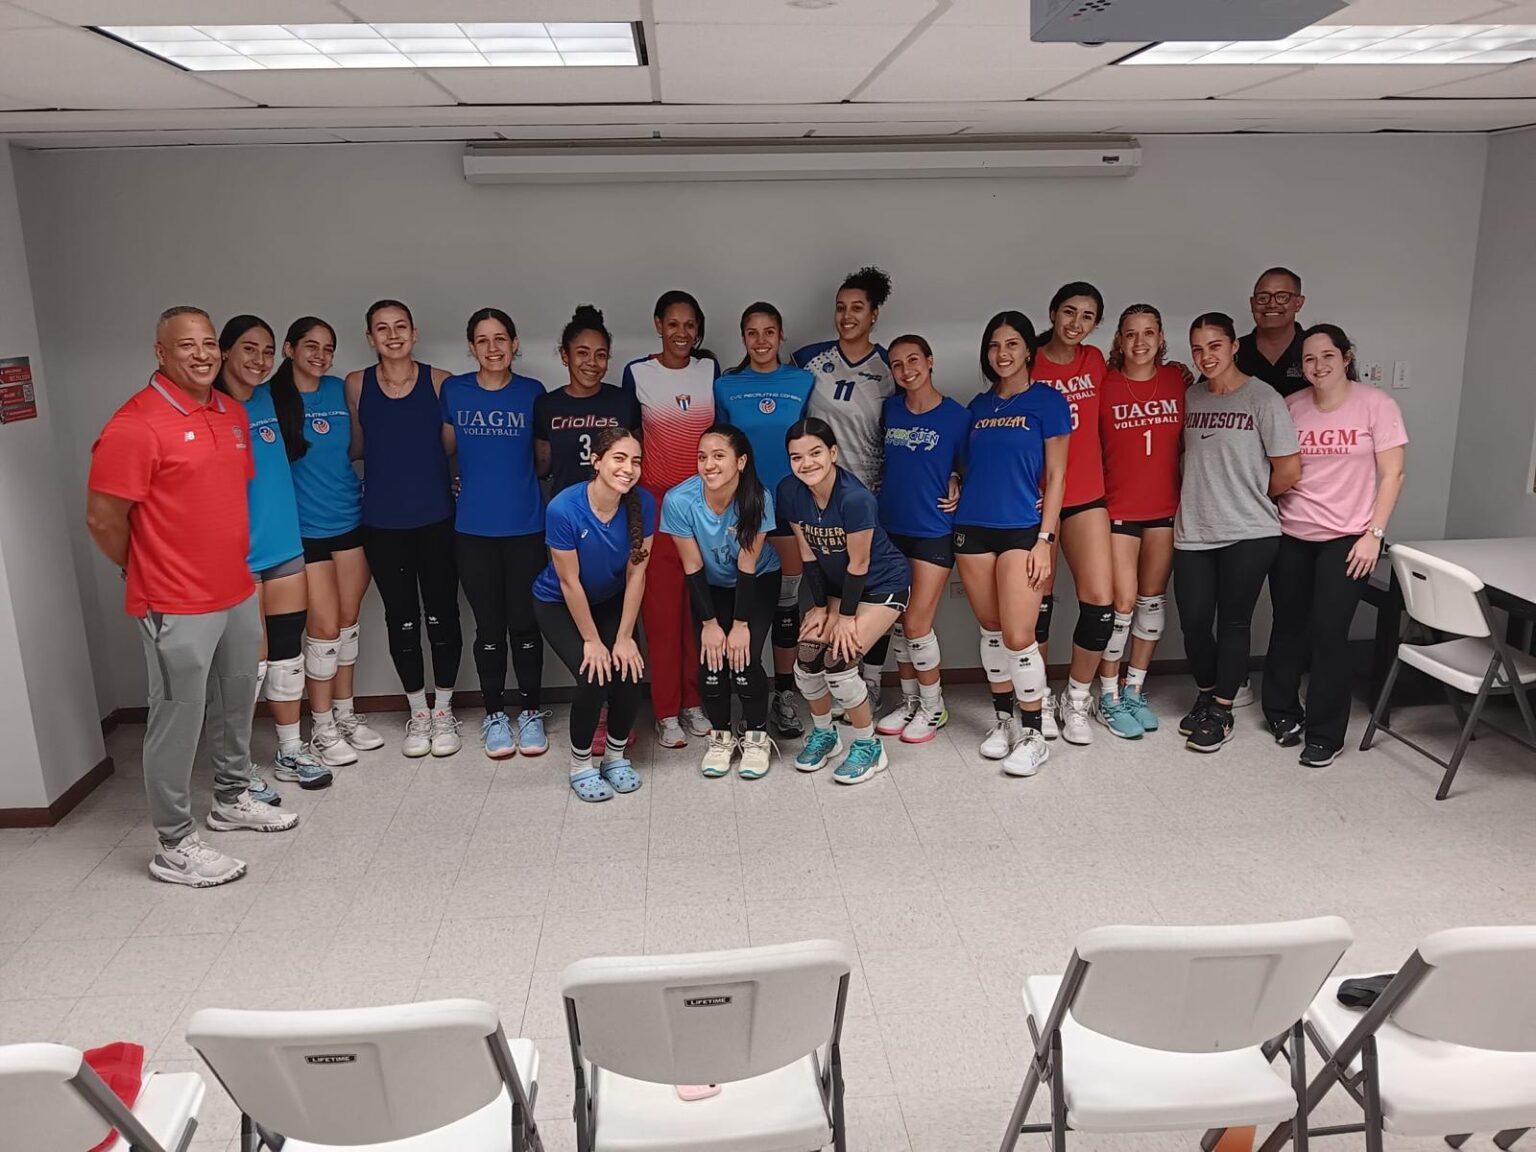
[
  {"x1": 1403, "y1": 59, "x2": 1536, "y2": 95},
  {"x1": 654, "y1": 0, "x2": 937, "y2": 24},
  {"x1": 859, "y1": 23, "x2": 1129, "y2": 101},
  {"x1": 427, "y1": 65, "x2": 650, "y2": 104},
  {"x1": 343, "y1": 0, "x2": 639, "y2": 18},
  {"x1": 657, "y1": 21, "x2": 910, "y2": 102},
  {"x1": 0, "y1": 2, "x2": 56, "y2": 26},
  {"x1": 0, "y1": 26, "x2": 253, "y2": 108},
  {"x1": 1227, "y1": 63, "x2": 1506, "y2": 99},
  {"x1": 1040, "y1": 64, "x2": 1304, "y2": 100},
  {"x1": 1314, "y1": 0, "x2": 1509, "y2": 21},
  {"x1": 934, "y1": 0, "x2": 1050, "y2": 23},
  {"x1": 196, "y1": 67, "x2": 453, "y2": 106},
  {"x1": 13, "y1": 0, "x2": 353, "y2": 21},
  {"x1": 1490, "y1": 1, "x2": 1536, "y2": 17}
]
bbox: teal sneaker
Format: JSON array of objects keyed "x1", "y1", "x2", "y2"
[
  {"x1": 1121, "y1": 685, "x2": 1160, "y2": 732},
  {"x1": 833, "y1": 737, "x2": 888, "y2": 785},
  {"x1": 247, "y1": 772, "x2": 281, "y2": 806},
  {"x1": 482, "y1": 712, "x2": 516, "y2": 760},
  {"x1": 517, "y1": 709, "x2": 549, "y2": 756},
  {"x1": 795, "y1": 727, "x2": 842, "y2": 773},
  {"x1": 272, "y1": 746, "x2": 333, "y2": 790},
  {"x1": 1093, "y1": 691, "x2": 1144, "y2": 740}
]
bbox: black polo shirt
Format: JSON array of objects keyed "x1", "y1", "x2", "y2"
[{"x1": 1236, "y1": 323, "x2": 1307, "y2": 397}]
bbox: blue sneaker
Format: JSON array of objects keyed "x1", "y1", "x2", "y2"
[
  {"x1": 795, "y1": 727, "x2": 842, "y2": 773},
  {"x1": 482, "y1": 712, "x2": 516, "y2": 760},
  {"x1": 834, "y1": 737, "x2": 888, "y2": 785},
  {"x1": 517, "y1": 709, "x2": 550, "y2": 756},
  {"x1": 272, "y1": 746, "x2": 333, "y2": 790},
  {"x1": 247, "y1": 773, "x2": 281, "y2": 806},
  {"x1": 1092, "y1": 691, "x2": 1144, "y2": 740},
  {"x1": 1121, "y1": 685, "x2": 1160, "y2": 732}
]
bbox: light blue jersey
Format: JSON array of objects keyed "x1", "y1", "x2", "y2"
[
  {"x1": 713, "y1": 364, "x2": 813, "y2": 497},
  {"x1": 238, "y1": 384, "x2": 303, "y2": 572},
  {"x1": 660, "y1": 474, "x2": 780, "y2": 588},
  {"x1": 289, "y1": 374, "x2": 361, "y2": 538}
]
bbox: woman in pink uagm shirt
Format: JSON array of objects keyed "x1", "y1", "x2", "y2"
[{"x1": 1263, "y1": 323, "x2": 1407, "y2": 768}]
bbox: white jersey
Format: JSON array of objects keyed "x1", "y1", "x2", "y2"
[{"x1": 792, "y1": 339, "x2": 894, "y2": 492}]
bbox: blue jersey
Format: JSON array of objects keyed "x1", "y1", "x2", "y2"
[
  {"x1": 288, "y1": 375, "x2": 361, "y2": 539},
  {"x1": 792, "y1": 340, "x2": 894, "y2": 492},
  {"x1": 713, "y1": 364, "x2": 814, "y2": 496},
  {"x1": 238, "y1": 384, "x2": 303, "y2": 572},
  {"x1": 954, "y1": 386, "x2": 1073, "y2": 529},
  {"x1": 660, "y1": 474, "x2": 781, "y2": 588},
  {"x1": 878, "y1": 394, "x2": 971, "y2": 539},
  {"x1": 441, "y1": 372, "x2": 544, "y2": 538},
  {"x1": 534, "y1": 483, "x2": 658, "y2": 606},
  {"x1": 776, "y1": 468, "x2": 909, "y2": 597}
]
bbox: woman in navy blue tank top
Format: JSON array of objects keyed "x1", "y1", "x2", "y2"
[{"x1": 345, "y1": 299, "x2": 464, "y2": 759}]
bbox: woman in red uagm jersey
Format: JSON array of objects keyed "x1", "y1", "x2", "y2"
[
  {"x1": 1094, "y1": 304, "x2": 1185, "y2": 739},
  {"x1": 1030, "y1": 281, "x2": 1116, "y2": 745}
]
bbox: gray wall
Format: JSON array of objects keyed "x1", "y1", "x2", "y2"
[{"x1": 14, "y1": 133, "x2": 1487, "y2": 713}]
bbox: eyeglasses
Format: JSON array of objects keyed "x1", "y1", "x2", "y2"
[{"x1": 1252, "y1": 291, "x2": 1298, "y2": 306}]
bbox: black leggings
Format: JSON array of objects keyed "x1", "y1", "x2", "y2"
[
  {"x1": 534, "y1": 594, "x2": 641, "y2": 754},
  {"x1": 693, "y1": 573, "x2": 781, "y2": 732},
  {"x1": 1173, "y1": 537, "x2": 1280, "y2": 702},
  {"x1": 364, "y1": 517, "x2": 463, "y2": 695},
  {"x1": 456, "y1": 531, "x2": 546, "y2": 715},
  {"x1": 1263, "y1": 533, "x2": 1367, "y2": 752}
]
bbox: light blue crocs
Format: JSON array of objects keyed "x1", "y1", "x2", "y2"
[
  {"x1": 600, "y1": 756, "x2": 642, "y2": 794},
  {"x1": 570, "y1": 767, "x2": 614, "y2": 803}
]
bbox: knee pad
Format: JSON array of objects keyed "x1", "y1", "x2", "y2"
[
  {"x1": 265, "y1": 609, "x2": 306, "y2": 662},
  {"x1": 794, "y1": 656, "x2": 830, "y2": 702},
  {"x1": 889, "y1": 622, "x2": 910, "y2": 666},
  {"x1": 980, "y1": 628, "x2": 1010, "y2": 682},
  {"x1": 772, "y1": 605, "x2": 800, "y2": 649},
  {"x1": 266, "y1": 654, "x2": 305, "y2": 702},
  {"x1": 338, "y1": 622, "x2": 361, "y2": 666},
  {"x1": 255, "y1": 660, "x2": 268, "y2": 703},
  {"x1": 304, "y1": 633, "x2": 340, "y2": 681},
  {"x1": 1035, "y1": 595, "x2": 1055, "y2": 645},
  {"x1": 1103, "y1": 612, "x2": 1133, "y2": 664},
  {"x1": 1073, "y1": 602, "x2": 1115, "y2": 654},
  {"x1": 1133, "y1": 595, "x2": 1166, "y2": 642},
  {"x1": 1006, "y1": 643, "x2": 1047, "y2": 703},
  {"x1": 865, "y1": 634, "x2": 891, "y2": 668},
  {"x1": 906, "y1": 630, "x2": 941, "y2": 673},
  {"x1": 825, "y1": 664, "x2": 868, "y2": 713}
]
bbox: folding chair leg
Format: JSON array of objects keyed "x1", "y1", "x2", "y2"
[
  {"x1": 241, "y1": 1115, "x2": 259, "y2": 1152},
  {"x1": 1361, "y1": 656, "x2": 1402, "y2": 751},
  {"x1": 998, "y1": 1064, "x2": 1041, "y2": 1152},
  {"x1": 1049, "y1": 1028, "x2": 1068, "y2": 1152},
  {"x1": 1495, "y1": 1129, "x2": 1530, "y2": 1151},
  {"x1": 1440, "y1": 684, "x2": 1472, "y2": 738},
  {"x1": 1361, "y1": 1036, "x2": 1385, "y2": 1152},
  {"x1": 1436, "y1": 663, "x2": 1498, "y2": 800},
  {"x1": 1290, "y1": 1021, "x2": 1309, "y2": 1152}
]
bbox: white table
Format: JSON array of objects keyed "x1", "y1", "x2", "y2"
[{"x1": 1398, "y1": 537, "x2": 1536, "y2": 612}]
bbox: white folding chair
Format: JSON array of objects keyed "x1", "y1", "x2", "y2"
[
  {"x1": 0, "y1": 1041, "x2": 205, "y2": 1152},
  {"x1": 1363, "y1": 545, "x2": 1536, "y2": 799},
  {"x1": 999, "y1": 917, "x2": 1354, "y2": 1152},
  {"x1": 1256, "y1": 926, "x2": 1536, "y2": 1152},
  {"x1": 187, "y1": 999, "x2": 542, "y2": 1152},
  {"x1": 559, "y1": 938, "x2": 853, "y2": 1152}
]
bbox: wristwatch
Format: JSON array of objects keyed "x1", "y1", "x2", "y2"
[
  {"x1": 1369, "y1": 527, "x2": 1385, "y2": 540},
  {"x1": 1039, "y1": 530, "x2": 1057, "y2": 544}
]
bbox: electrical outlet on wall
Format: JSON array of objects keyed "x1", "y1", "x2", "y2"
[
  {"x1": 1392, "y1": 361, "x2": 1411, "y2": 389},
  {"x1": 1359, "y1": 362, "x2": 1384, "y2": 387}
]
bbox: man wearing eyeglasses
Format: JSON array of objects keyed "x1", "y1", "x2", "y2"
[{"x1": 1237, "y1": 267, "x2": 1308, "y2": 397}]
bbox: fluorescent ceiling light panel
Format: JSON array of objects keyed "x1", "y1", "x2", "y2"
[
  {"x1": 1124, "y1": 24, "x2": 1536, "y2": 65},
  {"x1": 98, "y1": 22, "x2": 640, "y2": 69}
]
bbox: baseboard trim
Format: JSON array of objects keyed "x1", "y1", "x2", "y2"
[{"x1": 0, "y1": 755, "x2": 116, "y2": 829}]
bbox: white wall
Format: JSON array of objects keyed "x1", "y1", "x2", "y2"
[
  {"x1": 1447, "y1": 126, "x2": 1536, "y2": 539},
  {"x1": 14, "y1": 133, "x2": 1486, "y2": 714}
]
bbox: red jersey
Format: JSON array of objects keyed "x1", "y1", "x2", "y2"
[
  {"x1": 1031, "y1": 343, "x2": 1106, "y2": 507},
  {"x1": 1099, "y1": 364, "x2": 1185, "y2": 522},
  {"x1": 89, "y1": 374, "x2": 255, "y2": 617},
  {"x1": 621, "y1": 354, "x2": 718, "y2": 495}
]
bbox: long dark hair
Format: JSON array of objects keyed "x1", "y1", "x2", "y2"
[
  {"x1": 980, "y1": 311, "x2": 1039, "y2": 387},
  {"x1": 1300, "y1": 322, "x2": 1360, "y2": 382},
  {"x1": 701, "y1": 423, "x2": 766, "y2": 545},
  {"x1": 590, "y1": 426, "x2": 649, "y2": 565},
  {"x1": 1190, "y1": 311, "x2": 1238, "y2": 342},
  {"x1": 785, "y1": 415, "x2": 838, "y2": 451},
  {"x1": 1049, "y1": 280, "x2": 1105, "y2": 321},
  {"x1": 729, "y1": 300, "x2": 784, "y2": 375},
  {"x1": 653, "y1": 289, "x2": 713, "y2": 361},
  {"x1": 215, "y1": 313, "x2": 281, "y2": 427},
  {"x1": 265, "y1": 316, "x2": 336, "y2": 462}
]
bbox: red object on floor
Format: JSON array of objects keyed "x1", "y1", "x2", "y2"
[
  {"x1": 1214, "y1": 1127, "x2": 1256, "y2": 1152},
  {"x1": 83, "y1": 1042, "x2": 144, "y2": 1152}
]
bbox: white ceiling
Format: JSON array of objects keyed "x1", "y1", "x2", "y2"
[{"x1": 0, "y1": 0, "x2": 1532, "y2": 148}]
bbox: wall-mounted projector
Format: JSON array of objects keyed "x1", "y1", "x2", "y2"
[{"x1": 1032, "y1": 0, "x2": 1346, "y2": 43}]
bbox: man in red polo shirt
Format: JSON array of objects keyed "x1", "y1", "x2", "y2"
[{"x1": 87, "y1": 306, "x2": 297, "y2": 888}]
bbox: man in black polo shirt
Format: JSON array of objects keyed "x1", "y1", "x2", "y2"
[{"x1": 1237, "y1": 266, "x2": 1307, "y2": 397}]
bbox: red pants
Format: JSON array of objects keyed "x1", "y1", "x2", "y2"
[{"x1": 641, "y1": 528, "x2": 701, "y2": 719}]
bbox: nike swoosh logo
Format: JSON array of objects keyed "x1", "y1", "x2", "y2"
[{"x1": 1200, "y1": 432, "x2": 1216, "y2": 439}]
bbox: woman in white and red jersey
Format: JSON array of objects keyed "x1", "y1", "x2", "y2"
[
  {"x1": 1031, "y1": 281, "x2": 1116, "y2": 745},
  {"x1": 621, "y1": 289, "x2": 718, "y2": 748},
  {"x1": 1094, "y1": 304, "x2": 1185, "y2": 738}
]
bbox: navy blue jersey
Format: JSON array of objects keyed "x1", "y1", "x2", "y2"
[
  {"x1": 776, "y1": 467, "x2": 910, "y2": 597},
  {"x1": 878, "y1": 394, "x2": 971, "y2": 539},
  {"x1": 954, "y1": 386, "x2": 1073, "y2": 529}
]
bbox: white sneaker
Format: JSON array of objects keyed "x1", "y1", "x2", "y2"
[
  {"x1": 656, "y1": 716, "x2": 688, "y2": 748},
  {"x1": 980, "y1": 714, "x2": 1020, "y2": 760},
  {"x1": 701, "y1": 729, "x2": 737, "y2": 777},
  {"x1": 738, "y1": 730, "x2": 774, "y2": 779},
  {"x1": 1040, "y1": 698, "x2": 1060, "y2": 740},
  {"x1": 1057, "y1": 689, "x2": 1094, "y2": 746},
  {"x1": 1003, "y1": 728, "x2": 1050, "y2": 778},
  {"x1": 311, "y1": 725, "x2": 359, "y2": 767},
  {"x1": 403, "y1": 710, "x2": 433, "y2": 758},
  {"x1": 901, "y1": 699, "x2": 947, "y2": 744},
  {"x1": 149, "y1": 834, "x2": 247, "y2": 887},
  {"x1": 206, "y1": 790, "x2": 299, "y2": 834},
  {"x1": 876, "y1": 696, "x2": 920, "y2": 736},
  {"x1": 1233, "y1": 680, "x2": 1255, "y2": 708},
  {"x1": 336, "y1": 710, "x2": 385, "y2": 750},
  {"x1": 430, "y1": 707, "x2": 462, "y2": 757},
  {"x1": 680, "y1": 706, "x2": 711, "y2": 738}
]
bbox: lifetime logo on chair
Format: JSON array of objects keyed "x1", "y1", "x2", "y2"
[
  {"x1": 304, "y1": 1053, "x2": 357, "y2": 1065},
  {"x1": 683, "y1": 996, "x2": 733, "y2": 1008}
]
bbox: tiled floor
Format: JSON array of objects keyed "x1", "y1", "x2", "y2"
[{"x1": 2, "y1": 675, "x2": 1533, "y2": 1151}]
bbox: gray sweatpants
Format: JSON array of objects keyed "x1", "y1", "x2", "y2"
[{"x1": 136, "y1": 593, "x2": 260, "y2": 844}]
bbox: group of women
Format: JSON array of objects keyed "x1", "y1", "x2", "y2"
[{"x1": 216, "y1": 263, "x2": 1407, "y2": 802}]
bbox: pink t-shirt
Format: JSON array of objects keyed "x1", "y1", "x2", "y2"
[{"x1": 1279, "y1": 385, "x2": 1408, "y2": 542}]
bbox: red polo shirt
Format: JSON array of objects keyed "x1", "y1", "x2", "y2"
[{"x1": 89, "y1": 373, "x2": 255, "y2": 617}]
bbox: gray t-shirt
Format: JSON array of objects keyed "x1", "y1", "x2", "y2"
[{"x1": 1175, "y1": 378, "x2": 1299, "y2": 549}]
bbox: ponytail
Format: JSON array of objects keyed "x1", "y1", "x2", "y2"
[
  {"x1": 271, "y1": 317, "x2": 337, "y2": 462},
  {"x1": 700, "y1": 423, "x2": 765, "y2": 545}
]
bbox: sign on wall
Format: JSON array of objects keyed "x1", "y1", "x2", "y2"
[{"x1": 0, "y1": 357, "x2": 37, "y2": 424}]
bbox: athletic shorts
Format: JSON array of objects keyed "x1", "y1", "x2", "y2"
[
  {"x1": 302, "y1": 526, "x2": 366, "y2": 563},
  {"x1": 1061, "y1": 497, "x2": 1109, "y2": 521},
  {"x1": 888, "y1": 532, "x2": 955, "y2": 569},
  {"x1": 1111, "y1": 516, "x2": 1175, "y2": 538},
  {"x1": 953, "y1": 524, "x2": 1040, "y2": 556},
  {"x1": 828, "y1": 585, "x2": 911, "y2": 614},
  {"x1": 252, "y1": 554, "x2": 305, "y2": 583}
]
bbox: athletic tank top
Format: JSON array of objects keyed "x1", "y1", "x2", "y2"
[
  {"x1": 359, "y1": 362, "x2": 454, "y2": 530},
  {"x1": 289, "y1": 375, "x2": 361, "y2": 538}
]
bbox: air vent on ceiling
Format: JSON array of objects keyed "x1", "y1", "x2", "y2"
[{"x1": 1032, "y1": 0, "x2": 1346, "y2": 43}]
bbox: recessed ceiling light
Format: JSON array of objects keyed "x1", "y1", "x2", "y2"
[
  {"x1": 96, "y1": 21, "x2": 642, "y2": 69},
  {"x1": 1121, "y1": 24, "x2": 1536, "y2": 65},
  {"x1": 788, "y1": 1, "x2": 838, "y2": 9}
]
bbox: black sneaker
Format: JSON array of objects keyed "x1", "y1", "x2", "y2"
[
  {"x1": 1187, "y1": 704, "x2": 1234, "y2": 753},
  {"x1": 1299, "y1": 741, "x2": 1338, "y2": 768},
  {"x1": 1266, "y1": 716, "x2": 1304, "y2": 747},
  {"x1": 1179, "y1": 691, "x2": 1214, "y2": 736}
]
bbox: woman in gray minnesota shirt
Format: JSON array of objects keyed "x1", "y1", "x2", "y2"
[{"x1": 1173, "y1": 311, "x2": 1301, "y2": 754}]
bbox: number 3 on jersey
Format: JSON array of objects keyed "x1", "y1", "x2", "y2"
[{"x1": 578, "y1": 432, "x2": 593, "y2": 464}]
